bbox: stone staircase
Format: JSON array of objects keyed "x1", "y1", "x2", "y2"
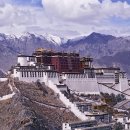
[{"x1": 46, "y1": 80, "x2": 94, "y2": 121}]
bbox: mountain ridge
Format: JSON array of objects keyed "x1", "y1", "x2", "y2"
[{"x1": 62, "y1": 32, "x2": 116, "y2": 47}]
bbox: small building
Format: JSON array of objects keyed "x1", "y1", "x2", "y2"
[
  {"x1": 94, "y1": 67, "x2": 120, "y2": 74},
  {"x1": 113, "y1": 114, "x2": 130, "y2": 129},
  {"x1": 74, "y1": 124, "x2": 112, "y2": 130},
  {"x1": 62, "y1": 120, "x2": 113, "y2": 130},
  {"x1": 62, "y1": 120, "x2": 97, "y2": 130},
  {"x1": 17, "y1": 55, "x2": 36, "y2": 66},
  {"x1": 74, "y1": 102, "x2": 92, "y2": 113},
  {"x1": 85, "y1": 112, "x2": 112, "y2": 123},
  {"x1": 95, "y1": 67, "x2": 120, "y2": 84}
]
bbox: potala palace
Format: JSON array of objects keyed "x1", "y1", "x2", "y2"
[
  {"x1": 11, "y1": 48, "x2": 130, "y2": 97},
  {"x1": 7, "y1": 48, "x2": 130, "y2": 130}
]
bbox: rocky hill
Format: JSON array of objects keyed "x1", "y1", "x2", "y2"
[{"x1": 0, "y1": 80, "x2": 79, "y2": 130}]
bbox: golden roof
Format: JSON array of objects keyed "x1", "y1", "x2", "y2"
[{"x1": 36, "y1": 48, "x2": 54, "y2": 53}]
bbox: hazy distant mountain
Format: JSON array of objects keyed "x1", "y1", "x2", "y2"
[
  {"x1": 96, "y1": 51, "x2": 130, "y2": 77},
  {"x1": 62, "y1": 32, "x2": 130, "y2": 58},
  {"x1": 63, "y1": 32, "x2": 116, "y2": 47}
]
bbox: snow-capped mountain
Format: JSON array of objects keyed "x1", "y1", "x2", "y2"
[
  {"x1": 43, "y1": 34, "x2": 62, "y2": 45},
  {"x1": 20, "y1": 32, "x2": 66, "y2": 46}
]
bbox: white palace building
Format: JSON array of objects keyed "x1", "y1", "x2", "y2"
[{"x1": 11, "y1": 49, "x2": 130, "y2": 98}]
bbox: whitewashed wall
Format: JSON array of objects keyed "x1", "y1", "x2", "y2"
[
  {"x1": 119, "y1": 78, "x2": 129, "y2": 92},
  {"x1": 62, "y1": 74, "x2": 99, "y2": 94},
  {"x1": 13, "y1": 70, "x2": 59, "y2": 84},
  {"x1": 97, "y1": 77, "x2": 115, "y2": 84},
  {"x1": 13, "y1": 70, "x2": 130, "y2": 97}
]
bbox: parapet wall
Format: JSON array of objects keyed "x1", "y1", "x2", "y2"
[{"x1": 13, "y1": 70, "x2": 59, "y2": 83}]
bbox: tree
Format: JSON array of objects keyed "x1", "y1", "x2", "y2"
[
  {"x1": 116, "y1": 94, "x2": 126, "y2": 103},
  {"x1": 100, "y1": 93, "x2": 126, "y2": 107}
]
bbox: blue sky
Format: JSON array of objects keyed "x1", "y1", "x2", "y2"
[
  {"x1": 112, "y1": 0, "x2": 130, "y2": 3},
  {"x1": 99, "y1": 0, "x2": 130, "y2": 4},
  {"x1": 0, "y1": 0, "x2": 130, "y2": 38},
  {"x1": 11, "y1": 0, "x2": 43, "y2": 7}
]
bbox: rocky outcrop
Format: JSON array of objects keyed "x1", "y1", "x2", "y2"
[{"x1": 0, "y1": 81, "x2": 11, "y2": 97}]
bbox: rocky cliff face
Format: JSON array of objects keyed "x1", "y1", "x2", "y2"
[{"x1": 0, "y1": 80, "x2": 79, "y2": 130}]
